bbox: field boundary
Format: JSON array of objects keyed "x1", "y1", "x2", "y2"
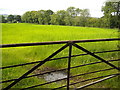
[{"x1": 1, "y1": 38, "x2": 120, "y2": 90}]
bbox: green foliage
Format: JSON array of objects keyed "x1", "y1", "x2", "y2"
[
  {"x1": 1, "y1": 3, "x2": 120, "y2": 29},
  {"x1": 51, "y1": 10, "x2": 68, "y2": 25},
  {"x1": 7, "y1": 15, "x2": 14, "y2": 23},
  {"x1": 0, "y1": 15, "x2": 7, "y2": 23},
  {"x1": 50, "y1": 14, "x2": 58, "y2": 25},
  {"x1": 2, "y1": 23, "x2": 119, "y2": 88},
  {"x1": 22, "y1": 11, "x2": 38, "y2": 23},
  {"x1": 1, "y1": 14, "x2": 22, "y2": 23},
  {"x1": 79, "y1": 9, "x2": 90, "y2": 27},
  {"x1": 102, "y1": 1, "x2": 120, "y2": 28},
  {"x1": 45, "y1": 10, "x2": 54, "y2": 25},
  {"x1": 22, "y1": 10, "x2": 54, "y2": 25},
  {"x1": 67, "y1": 6, "x2": 76, "y2": 17},
  {"x1": 50, "y1": 7, "x2": 90, "y2": 26},
  {"x1": 21, "y1": 7, "x2": 91, "y2": 27},
  {"x1": 37, "y1": 10, "x2": 46, "y2": 24},
  {"x1": 14, "y1": 15, "x2": 22, "y2": 23}
]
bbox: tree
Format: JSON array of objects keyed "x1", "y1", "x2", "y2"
[
  {"x1": 45, "y1": 10, "x2": 54, "y2": 24},
  {"x1": 30, "y1": 11, "x2": 39, "y2": 23},
  {"x1": 78, "y1": 9, "x2": 90, "y2": 27},
  {"x1": 64, "y1": 15, "x2": 73, "y2": 26},
  {"x1": 102, "y1": 1, "x2": 120, "y2": 28},
  {"x1": 14, "y1": 15, "x2": 21, "y2": 23},
  {"x1": 51, "y1": 10, "x2": 68, "y2": 25},
  {"x1": 57, "y1": 10, "x2": 68, "y2": 25},
  {"x1": 22, "y1": 10, "x2": 54, "y2": 24},
  {"x1": 72, "y1": 16, "x2": 81, "y2": 26},
  {"x1": 50, "y1": 14, "x2": 59, "y2": 25},
  {"x1": 7, "y1": 15, "x2": 14, "y2": 23},
  {"x1": 21, "y1": 7, "x2": 92, "y2": 27},
  {"x1": 66, "y1": 7, "x2": 83, "y2": 26},
  {"x1": 21, "y1": 12, "x2": 29, "y2": 23},
  {"x1": 37, "y1": 10, "x2": 54, "y2": 25},
  {"x1": 75, "y1": 8, "x2": 82, "y2": 16},
  {"x1": 37, "y1": 10, "x2": 46, "y2": 24},
  {"x1": 66, "y1": 7, "x2": 90, "y2": 26},
  {"x1": 67, "y1": 7, "x2": 76, "y2": 17},
  {"x1": 0, "y1": 15, "x2": 7, "y2": 23},
  {"x1": 22, "y1": 11, "x2": 35, "y2": 23},
  {"x1": 86, "y1": 17, "x2": 98, "y2": 27}
]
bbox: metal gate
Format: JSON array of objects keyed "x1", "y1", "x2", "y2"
[{"x1": 0, "y1": 38, "x2": 120, "y2": 89}]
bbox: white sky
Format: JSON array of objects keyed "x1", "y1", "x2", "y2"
[{"x1": 0, "y1": 0, "x2": 107, "y2": 17}]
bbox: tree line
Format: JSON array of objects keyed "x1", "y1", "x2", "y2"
[
  {"x1": 1, "y1": 15, "x2": 21, "y2": 23},
  {"x1": 1, "y1": 1, "x2": 120, "y2": 29},
  {"x1": 21, "y1": 7, "x2": 91, "y2": 27}
]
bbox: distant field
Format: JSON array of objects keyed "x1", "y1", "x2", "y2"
[
  {"x1": 2, "y1": 23, "x2": 119, "y2": 88},
  {"x1": 2, "y1": 23, "x2": 118, "y2": 44}
]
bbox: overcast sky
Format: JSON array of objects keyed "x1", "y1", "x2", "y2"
[{"x1": 0, "y1": 0, "x2": 107, "y2": 17}]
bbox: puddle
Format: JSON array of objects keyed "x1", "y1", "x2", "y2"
[{"x1": 38, "y1": 71, "x2": 67, "y2": 82}]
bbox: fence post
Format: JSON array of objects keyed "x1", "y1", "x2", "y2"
[{"x1": 67, "y1": 42, "x2": 72, "y2": 90}]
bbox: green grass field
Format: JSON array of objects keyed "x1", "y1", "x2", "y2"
[{"x1": 1, "y1": 23, "x2": 119, "y2": 88}]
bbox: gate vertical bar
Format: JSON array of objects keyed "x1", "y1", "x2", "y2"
[
  {"x1": 117, "y1": 1, "x2": 120, "y2": 30},
  {"x1": 67, "y1": 42, "x2": 72, "y2": 90}
]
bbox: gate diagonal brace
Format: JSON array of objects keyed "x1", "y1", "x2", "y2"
[
  {"x1": 3, "y1": 43, "x2": 69, "y2": 90},
  {"x1": 72, "y1": 43, "x2": 120, "y2": 71}
]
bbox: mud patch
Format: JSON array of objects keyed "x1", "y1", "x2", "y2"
[
  {"x1": 43, "y1": 71, "x2": 67, "y2": 82},
  {"x1": 34, "y1": 67, "x2": 67, "y2": 82}
]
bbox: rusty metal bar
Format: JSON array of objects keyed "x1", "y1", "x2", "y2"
[
  {"x1": 72, "y1": 43, "x2": 120, "y2": 71},
  {"x1": 67, "y1": 42, "x2": 72, "y2": 90},
  {"x1": 1, "y1": 38, "x2": 120, "y2": 48},
  {"x1": 53, "y1": 73, "x2": 120, "y2": 89},
  {"x1": 1, "y1": 59, "x2": 119, "y2": 84},
  {"x1": 1, "y1": 38, "x2": 120, "y2": 89},
  {"x1": 1, "y1": 67, "x2": 115, "y2": 84},
  {"x1": 21, "y1": 76, "x2": 67, "y2": 90},
  {"x1": 3, "y1": 44, "x2": 69, "y2": 90},
  {"x1": 76, "y1": 74, "x2": 119, "y2": 89},
  {"x1": 1, "y1": 49, "x2": 119, "y2": 69},
  {"x1": 20, "y1": 68, "x2": 116, "y2": 90}
]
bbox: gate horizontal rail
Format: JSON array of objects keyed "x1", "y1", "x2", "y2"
[
  {"x1": 1, "y1": 38, "x2": 120, "y2": 48},
  {"x1": 1, "y1": 59, "x2": 119, "y2": 84},
  {"x1": 1, "y1": 49, "x2": 120, "y2": 69},
  {"x1": 54, "y1": 73, "x2": 120, "y2": 90},
  {"x1": 1, "y1": 38, "x2": 120, "y2": 90}
]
